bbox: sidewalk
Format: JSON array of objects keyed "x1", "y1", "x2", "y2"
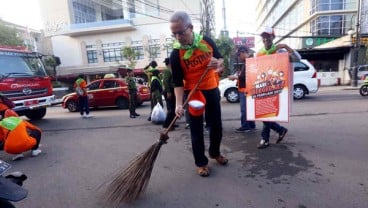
[{"x1": 318, "y1": 85, "x2": 360, "y2": 92}]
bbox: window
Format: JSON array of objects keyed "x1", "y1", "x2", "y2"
[
  {"x1": 131, "y1": 41, "x2": 144, "y2": 60},
  {"x1": 294, "y1": 62, "x2": 309, "y2": 72},
  {"x1": 128, "y1": 0, "x2": 136, "y2": 18},
  {"x1": 102, "y1": 42, "x2": 126, "y2": 63},
  {"x1": 103, "y1": 80, "x2": 119, "y2": 88},
  {"x1": 165, "y1": 38, "x2": 173, "y2": 57},
  {"x1": 103, "y1": 48, "x2": 123, "y2": 62},
  {"x1": 148, "y1": 39, "x2": 161, "y2": 59},
  {"x1": 87, "y1": 81, "x2": 101, "y2": 90},
  {"x1": 87, "y1": 50, "x2": 98, "y2": 63},
  {"x1": 132, "y1": 46, "x2": 144, "y2": 60},
  {"x1": 72, "y1": 0, "x2": 96, "y2": 23},
  {"x1": 311, "y1": 15, "x2": 345, "y2": 35}
]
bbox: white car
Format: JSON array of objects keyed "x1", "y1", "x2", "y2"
[{"x1": 219, "y1": 59, "x2": 319, "y2": 102}]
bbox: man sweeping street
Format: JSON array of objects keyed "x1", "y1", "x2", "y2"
[{"x1": 170, "y1": 11, "x2": 227, "y2": 177}]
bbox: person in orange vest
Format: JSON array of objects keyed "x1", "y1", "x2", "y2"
[
  {"x1": 74, "y1": 74, "x2": 91, "y2": 118},
  {"x1": 0, "y1": 116, "x2": 42, "y2": 161},
  {"x1": 256, "y1": 26, "x2": 301, "y2": 149},
  {"x1": 228, "y1": 46, "x2": 256, "y2": 133},
  {"x1": 170, "y1": 11, "x2": 227, "y2": 177},
  {"x1": 0, "y1": 94, "x2": 19, "y2": 148}
]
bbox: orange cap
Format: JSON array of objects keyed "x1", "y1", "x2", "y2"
[{"x1": 188, "y1": 90, "x2": 206, "y2": 116}]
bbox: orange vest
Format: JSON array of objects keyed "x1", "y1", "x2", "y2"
[
  {"x1": 179, "y1": 40, "x2": 218, "y2": 90},
  {"x1": 1, "y1": 119, "x2": 40, "y2": 154}
]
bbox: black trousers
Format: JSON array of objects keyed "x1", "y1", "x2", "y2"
[
  {"x1": 29, "y1": 129, "x2": 41, "y2": 150},
  {"x1": 163, "y1": 90, "x2": 176, "y2": 128},
  {"x1": 129, "y1": 90, "x2": 137, "y2": 115},
  {"x1": 187, "y1": 88, "x2": 223, "y2": 167}
]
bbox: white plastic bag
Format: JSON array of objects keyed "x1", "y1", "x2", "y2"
[{"x1": 151, "y1": 103, "x2": 166, "y2": 124}]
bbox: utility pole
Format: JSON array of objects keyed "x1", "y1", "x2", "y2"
[{"x1": 351, "y1": 0, "x2": 362, "y2": 87}]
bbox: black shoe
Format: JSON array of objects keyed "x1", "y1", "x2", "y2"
[
  {"x1": 173, "y1": 124, "x2": 179, "y2": 128},
  {"x1": 134, "y1": 113, "x2": 140, "y2": 116},
  {"x1": 276, "y1": 128, "x2": 288, "y2": 144},
  {"x1": 257, "y1": 140, "x2": 270, "y2": 149},
  {"x1": 147, "y1": 116, "x2": 151, "y2": 121},
  {"x1": 130, "y1": 115, "x2": 136, "y2": 118},
  {"x1": 235, "y1": 127, "x2": 251, "y2": 133}
]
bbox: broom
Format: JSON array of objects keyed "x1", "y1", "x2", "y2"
[{"x1": 103, "y1": 65, "x2": 213, "y2": 206}]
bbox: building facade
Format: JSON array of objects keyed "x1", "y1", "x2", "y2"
[
  {"x1": 255, "y1": 0, "x2": 367, "y2": 85},
  {"x1": 0, "y1": 20, "x2": 44, "y2": 53},
  {"x1": 38, "y1": 0, "x2": 214, "y2": 80}
]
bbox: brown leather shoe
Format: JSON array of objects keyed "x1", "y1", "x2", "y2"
[
  {"x1": 197, "y1": 166, "x2": 210, "y2": 177},
  {"x1": 211, "y1": 155, "x2": 228, "y2": 165}
]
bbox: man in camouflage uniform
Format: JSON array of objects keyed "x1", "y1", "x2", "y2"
[{"x1": 126, "y1": 69, "x2": 140, "y2": 118}]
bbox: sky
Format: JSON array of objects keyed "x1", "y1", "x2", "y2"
[
  {"x1": 0, "y1": 0, "x2": 43, "y2": 30},
  {"x1": 0, "y1": 0, "x2": 256, "y2": 37}
]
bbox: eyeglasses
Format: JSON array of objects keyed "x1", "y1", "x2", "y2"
[{"x1": 172, "y1": 27, "x2": 189, "y2": 37}]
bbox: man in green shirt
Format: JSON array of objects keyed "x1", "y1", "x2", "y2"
[
  {"x1": 126, "y1": 69, "x2": 140, "y2": 118},
  {"x1": 162, "y1": 58, "x2": 177, "y2": 130}
]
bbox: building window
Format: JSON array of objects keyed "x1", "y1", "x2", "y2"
[
  {"x1": 131, "y1": 40, "x2": 143, "y2": 60},
  {"x1": 131, "y1": 46, "x2": 144, "y2": 60},
  {"x1": 165, "y1": 38, "x2": 173, "y2": 58},
  {"x1": 148, "y1": 39, "x2": 161, "y2": 59},
  {"x1": 311, "y1": 0, "x2": 350, "y2": 14},
  {"x1": 87, "y1": 50, "x2": 98, "y2": 63},
  {"x1": 86, "y1": 44, "x2": 97, "y2": 63},
  {"x1": 72, "y1": 0, "x2": 96, "y2": 23},
  {"x1": 128, "y1": 0, "x2": 136, "y2": 18},
  {"x1": 311, "y1": 15, "x2": 345, "y2": 35},
  {"x1": 102, "y1": 48, "x2": 123, "y2": 62},
  {"x1": 102, "y1": 42, "x2": 126, "y2": 63}
]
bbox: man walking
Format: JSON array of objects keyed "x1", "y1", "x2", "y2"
[
  {"x1": 74, "y1": 74, "x2": 91, "y2": 118},
  {"x1": 256, "y1": 27, "x2": 301, "y2": 149}
]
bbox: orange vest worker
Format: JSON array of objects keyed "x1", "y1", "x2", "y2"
[{"x1": 0, "y1": 117, "x2": 41, "y2": 154}]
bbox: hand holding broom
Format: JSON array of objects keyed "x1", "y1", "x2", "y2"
[{"x1": 103, "y1": 64, "x2": 214, "y2": 206}]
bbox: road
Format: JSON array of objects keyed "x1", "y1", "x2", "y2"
[{"x1": 1, "y1": 87, "x2": 367, "y2": 208}]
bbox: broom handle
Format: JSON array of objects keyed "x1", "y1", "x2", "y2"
[{"x1": 160, "y1": 66, "x2": 213, "y2": 141}]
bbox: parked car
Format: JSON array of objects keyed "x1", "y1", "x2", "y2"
[
  {"x1": 62, "y1": 78, "x2": 150, "y2": 112},
  {"x1": 357, "y1": 64, "x2": 368, "y2": 85},
  {"x1": 219, "y1": 59, "x2": 319, "y2": 102}
]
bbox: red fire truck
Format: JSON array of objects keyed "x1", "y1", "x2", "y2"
[{"x1": 0, "y1": 46, "x2": 56, "y2": 120}]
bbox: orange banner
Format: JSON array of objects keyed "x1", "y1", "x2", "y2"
[{"x1": 246, "y1": 53, "x2": 291, "y2": 122}]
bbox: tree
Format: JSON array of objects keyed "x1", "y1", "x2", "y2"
[
  {"x1": 0, "y1": 19, "x2": 23, "y2": 46},
  {"x1": 215, "y1": 35, "x2": 235, "y2": 78},
  {"x1": 121, "y1": 46, "x2": 140, "y2": 69}
]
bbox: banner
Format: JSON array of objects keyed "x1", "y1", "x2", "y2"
[{"x1": 246, "y1": 53, "x2": 291, "y2": 122}]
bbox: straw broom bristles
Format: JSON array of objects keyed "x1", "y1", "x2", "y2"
[
  {"x1": 103, "y1": 139, "x2": 166, "y2": 206},
  {"x1": 102, "y1": 66, "x2": 212, "y2": 206}
]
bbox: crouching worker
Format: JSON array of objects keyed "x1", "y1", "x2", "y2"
[{"x1": 0, "y1": 116, "x2": 42, "y2": 161}]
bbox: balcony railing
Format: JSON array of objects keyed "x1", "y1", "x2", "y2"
[{"x1": 58, "y1": 19, "x2": 135, "y2": 36}]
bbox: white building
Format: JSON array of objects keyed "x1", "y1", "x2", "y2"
[
  {"x1": 38, "y1": 0, "x2": 214, "y2": 79},
  {"x1": 255, "y1": 0, "x2": 367, "y2": 85}
]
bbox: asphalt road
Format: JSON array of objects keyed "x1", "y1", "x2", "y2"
[{"x1": 1, "y1": 87, "x2": 367, "y2": 208}]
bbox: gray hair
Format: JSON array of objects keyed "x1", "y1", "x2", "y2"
[{"x1": 170, "y1": 11, "x2": 192, "y2": 27}]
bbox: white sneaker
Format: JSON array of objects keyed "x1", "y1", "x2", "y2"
[
  {"x1": 31, "y1": 149, "x2": 42, "y2": 156},
  {"x1": 84, "y1": 114, "x2": 92, "y2": 118},
  {"x1": 12, "y1": 154, "x2": 24, "y2": 161},
  {"x1": 81, "y1": 113, "x2": 85, "y2": 118}
]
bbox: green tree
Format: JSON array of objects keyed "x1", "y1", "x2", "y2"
[
  {"x1": 121, "y1": 46, "x2": 140, "y2": 69},
  {"x1": 215, "y1": 35, "x2": 235, "y2": 78},
  {"x1": 0, "y1": 19, "x2": 23, "y2": 46}
]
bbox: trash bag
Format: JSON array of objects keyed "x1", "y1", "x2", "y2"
[{"x1": 151, "y1": 103, "x2": 166, "y2": 124}]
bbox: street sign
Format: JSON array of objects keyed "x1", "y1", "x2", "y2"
[{"x1": 233, "y1": 37, "x2": 255, "y2": 48}]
